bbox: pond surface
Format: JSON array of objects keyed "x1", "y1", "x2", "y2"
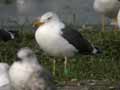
[{"x1": 0, "y1": 0, "x2": 108, "y2": 25}]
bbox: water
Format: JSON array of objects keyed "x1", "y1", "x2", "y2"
[{"x1": 0, "y1": 0, "x2": 103, "y2": 25}]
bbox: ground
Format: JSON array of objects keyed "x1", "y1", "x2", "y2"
[
  {"x1": 58, "y1": 80, "x2": 120, "y2": 90},
  {"x1": 0, "y1": 25, "x2": 120, "y2": 90}
]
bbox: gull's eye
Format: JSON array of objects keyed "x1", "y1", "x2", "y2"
[{"x1": 47, "y1": 16, "x2": 52, "y2": 20}]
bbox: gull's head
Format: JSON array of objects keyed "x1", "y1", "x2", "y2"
[
  {"x1": 17, "y1": 47, "x2": 37, "y2": 62},
  {"x1": 40, "y1": 12, "x2": 59, "y2": 23},
  {"x1": 32, "y1": 12, "x2": 60, "y2": 28}
]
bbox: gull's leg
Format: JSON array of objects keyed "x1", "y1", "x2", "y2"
[
  {"x1": 111, "y1": 18, "x2": 118, "y2": 31},
  {"x1": 64, "y1": 56, "x2": 68, "y2": 76},
  {"x1": 102, "y1": 15, "x2": 105, "y2": 32},
  {"x1": 52, "y1": 59, "x2": 56, "y2": 76}
]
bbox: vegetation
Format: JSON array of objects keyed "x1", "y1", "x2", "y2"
[{"x1": 0, "y1": 25, "x2": 120, "y2": 85}]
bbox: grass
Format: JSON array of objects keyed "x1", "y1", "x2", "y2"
[{"x1": 0, "y1": 25, "x2": 120, "y2": 84}]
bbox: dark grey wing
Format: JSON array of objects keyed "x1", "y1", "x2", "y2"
[
  {"x1": 61, "y1": 26, "x2": 94, "y2": 54},
  {"x1": 0, "y1": 29, "x2": 11, "y2": 41}
]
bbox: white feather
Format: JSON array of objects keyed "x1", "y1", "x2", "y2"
[
  {"x1": 0, "y1": 63, "x2": 10, "y2": 90},
  {"x1": 118, "y1": 9, "x2": 120, "y2": 28}
]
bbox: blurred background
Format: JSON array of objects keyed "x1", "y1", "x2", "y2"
[{"x1": 0, "y1": 0, "x2": 109, "y2": 25}]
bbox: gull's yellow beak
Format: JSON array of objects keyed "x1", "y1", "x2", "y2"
[{"x1": 32, "y1": 21, "x2": 45, "y2": 28}]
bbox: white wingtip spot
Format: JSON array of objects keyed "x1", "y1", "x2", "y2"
[{"x1": 92, "y1": 48, "x2": 98, "y2": 54}]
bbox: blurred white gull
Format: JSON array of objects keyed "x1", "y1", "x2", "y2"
[
  {"x1": 33, "y1": 12, "x2": 101, "y2": 75},
  {"x1": 0, "y1": 63, "x2": 11, "y2": 90},
  {"x1": 118, "y1": 9, "x2": 120, "y2": 29},
  {"x1": 93, "y1": 0, "x2": 120, "y2": 31},
  {"x1": 9, "y1": 47, "x2": 56, "y2": 90}
]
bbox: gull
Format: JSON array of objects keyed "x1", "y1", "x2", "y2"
[
  {"x1": 32, "y1": 12, "x2": 102, "y2": 75},
  {"x1": 0, "y1": 63, "x2": 11, "y2": 90},
  {"x1": 93, "y1": 0, "x2": 120, "y2": 31},
  {"x1": 118, "y1": 9, "x2": 120, "y2": 28},
  {"x1": 9, "y1": 47, "x2": 56, "y2": 90}
]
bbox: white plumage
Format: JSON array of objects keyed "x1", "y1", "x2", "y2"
[
  {"x1": 9, "y1": 47, "x2": 56, "y2": 90},
  {"x1": 35, "y1": 12, "x2": 77, "y2": 57},
  {"x1": 34, "y1": 12, "x2": 100, "y2": 57},
  {"x1": 118, "y1": 9, "x2": 120, "y2": 28},
  {"x1": 94, "y1": 0, "x2": 120, "y2": 18},
  {"x1": 93, "y1": 0, "x2": 120, "y2": 31},
  {"x1": 0, "y1": 63, "x2": 11, "y2": 90}
]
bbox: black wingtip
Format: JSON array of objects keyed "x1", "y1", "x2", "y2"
[
  {"x1": 91, "y1": 46, "x2": 102, "y2": 55},
  {"x1": 94, "y1": 47, "x2": 102, "y2": 54},
  {"x1": 8, "y1": 30, "x2": 19, "y2": 37}
]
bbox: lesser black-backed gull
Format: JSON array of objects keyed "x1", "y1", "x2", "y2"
[{"x1": 33, "y1": 12, "x2": 101, "y2": 75}]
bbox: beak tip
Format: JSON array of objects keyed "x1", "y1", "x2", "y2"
[{"x1": 32, "y1": 21, "x2": 44, "y2": 28}]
